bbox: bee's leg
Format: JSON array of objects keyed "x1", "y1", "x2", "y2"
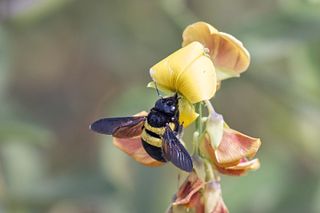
[{"x1": 176, "y1": 123, "x2": 184, "y2": 138}]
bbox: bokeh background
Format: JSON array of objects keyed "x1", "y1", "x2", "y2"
[{"x1": 0, "y1": 0, "x2": 320, "y2": 212}]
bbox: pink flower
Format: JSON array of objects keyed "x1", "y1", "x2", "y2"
[
  {"x1": 167, "y1": 171, "x2": 229, "y2": 213},
  {"x1": 200, "y1": 127, "x2": 261, "y2": 176}
]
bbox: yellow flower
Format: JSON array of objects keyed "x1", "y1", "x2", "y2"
[
  {"x1": 182, "y1": 22, "x2": 250, "y2": 81},
  {"x1": 200, "y1": 126, "x2": 261, "y2": 176},
  {"x1": 149, "y1": 41, "x2": 217, "y2": 126}
]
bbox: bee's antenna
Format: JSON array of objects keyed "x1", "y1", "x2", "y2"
[{"x1": 154, "y1": 81, "x2": 163, "y2": 99}]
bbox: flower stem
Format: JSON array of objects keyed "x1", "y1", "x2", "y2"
[
  {"x1": 195, "y1": 102, "x2": 203, "y2": 134},
  {"x1": 192, "y1": 131, "x2": 199, "y2": 155},
  {"x1": 204, "y1": 159, "x2": 214, "y2": 181}
]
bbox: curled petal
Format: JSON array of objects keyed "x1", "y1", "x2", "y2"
[
  {"x1": 150, "y1": 42, "x2": 217, "y2": 103},
  {"x1": 215, "y1": 127, "x2": 261, "y2": 167},
  {"x1": 169, "y1": 172, "x2": 229, "y2": 212},
  {"x1": 113, "y1": 136, "x2": 163, "y2": 167},
  {"x1": 173, "y1": 171, "x2": 204, "y2": 207},
  {"x1": 182, "y1": 22, "x2": 250, "y2": 80},
  {"x1": 200, "y1": 128, "x2": 261, "y2": 176},
  {"x1": 212, "y1": 32, "x2": 250, "y2": 76},
  {"x1": 178, "y1": 97, "x2": 198, "y2": 127},
  {"x1": 172, "y1": 172, "x2": 204, "y2": 207},
  {"x1": 182, "y1": 22, "x2": 218, "y2": 46},
  {"x1": 215, "y1": 158, "x2": 260, "y2": 176}
]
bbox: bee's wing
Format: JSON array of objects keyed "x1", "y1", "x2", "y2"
[
  {"x1": 90, "y1": 116, "x2": 146, "y2": 138},
  {"x1": 162, "y1": 126, "x2": 193, "y2": 172}
]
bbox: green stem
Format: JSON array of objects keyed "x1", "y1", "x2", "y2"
[
  {"x1": 195, "y1": 103, "x2": 202, "y2": 133},
  {"x1": 204, "y1": 159, "x2": 214, "y2": 181},
  {"x1": 192, "y1": 131, "x2": 199, "y2": 155},
  {"x1": 195, "y1": 102, "x2": 203, "y2": 134}
]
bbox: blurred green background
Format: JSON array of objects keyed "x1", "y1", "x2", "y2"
[{"x1": 0, "y1": 0, "x2": 320, "y2": 212}]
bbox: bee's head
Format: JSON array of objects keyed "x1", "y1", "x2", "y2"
[{"x1": 154, "y1": 93, "x2": 179, "y2": 115}]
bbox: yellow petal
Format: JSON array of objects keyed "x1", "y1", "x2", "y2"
[
  {"x1": 182, "y1": 22, "x2": 250, "y2": 79},
  {"x1": 176, "y1": 53, "x2": 217, "y2": 103},
  {"x1": 178, "y1": 97, "x2": 198, "y2": 127},
  {"x1": 150, "y1": 42, "x2": 205, "y2": 91},
  {"x1": 150, "y1": 42, "x2": 217, "y2": 103},
  {"x1": 147, "y1": 81, "x2": 174, "y2": 95},
  {"x1": 147, "y1": 82, "x2": 198, "y2": 127}
]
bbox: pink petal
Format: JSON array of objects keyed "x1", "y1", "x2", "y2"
[
  {"x1": 215, "y1": 128, "x2": 261, "y2": 167},
  {"x1": 173, "y1": 172, "x2": 204, "y2": 206},
  {"x1": 113, "y1": 136, "x2": 163, "y2": 167}
]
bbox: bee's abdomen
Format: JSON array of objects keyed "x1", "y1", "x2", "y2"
[
  {"x1": 141, "y1": 121, "x2": 175, "y2": 147},
  {"x1": 141, "y1": 121, "x2": 175, "y2": 162},
  {"x1": 141, "y1": 140, "x2": 167, "y2": 162},
  {"x1": 141, "y1": 128, "x2": 162, "y2": 147}
]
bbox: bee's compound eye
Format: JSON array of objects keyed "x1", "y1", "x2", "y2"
[
  {"x1": 170, "y1": 106, "x2": 176, "y2": 111},
  {"x1": 166, "y1": 100, "x2": 174, "y2": 105}
]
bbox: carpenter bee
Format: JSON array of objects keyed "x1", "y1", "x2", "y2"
[{"x1": 89, "y1": 93, "x2": 193, "y2": 172}]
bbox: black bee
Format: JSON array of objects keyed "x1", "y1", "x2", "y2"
[{"x1": 89, "y1": 93, "x2": 193, "y2": 172}]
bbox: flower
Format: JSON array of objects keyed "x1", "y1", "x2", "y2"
[
  {"x1": 167, "y1": 171, "x2": 229, "y2": 213},
  {"x1": 200, "y1": 126, "x2": 261, "y2": 176},
  {"x1": 150, "y1": 42, "x2": 217, "y2": 104},
  {"x1": 149, "y1": 41, "x2": 217, "y2": 126},
  {"x1": 182, "y1": 22, "x2": 250, "y2": 81},
  {"x1": 172, "y1": 171, "x2": 204, "y2": 211},
  {"x1": 113, "y1": 111, "x2": 163, "y2": 167}
]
